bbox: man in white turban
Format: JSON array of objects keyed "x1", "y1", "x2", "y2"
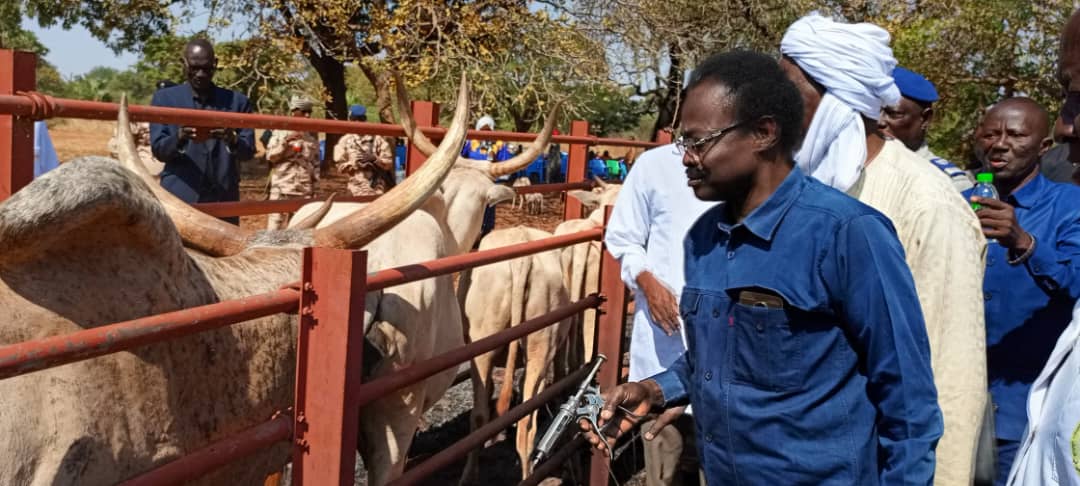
[{"x1": 780, "y1": 13, "x2": 989, "y2": 486}]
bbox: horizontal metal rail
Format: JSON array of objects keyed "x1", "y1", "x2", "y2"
[
  {"x1": 354, "y1": 294, "x2": 602, "y2": 408},
  {"x1": 189, "y1": 181, "x2": 595, "y2": 218},
  {"x1": 387, "y1": 364, "x2": 594, "y2": 486},
  {"x1": 0, "y1": 93, "x2": 659, "y2": 147},
  {"x1": 512, "y1": 180, "x2": 596, "y2": 194},
  {"x1": 519, "y1": 435, "x2": 588, "y2": 486},
  {"x1": 118, "y1": 413, "x2": 294, "y2": 486},
  {"x1": 367, "y1": 228, "x2": 603, "y2": 292},
  {"x1": 0, "y1": 288, "x2": 300, "y2": 380}
]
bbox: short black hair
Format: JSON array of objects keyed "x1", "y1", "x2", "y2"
[{"x1": 686, "y1": 50, "x2": 804, "y2": 154}]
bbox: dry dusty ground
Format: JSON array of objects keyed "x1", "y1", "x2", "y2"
[{"x1": 52, "y1": 120, "x2": 648, "y2": 486}]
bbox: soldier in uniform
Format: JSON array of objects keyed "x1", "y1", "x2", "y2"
[
  {"x1": 265, "y1": 95, "x2": 320, "y2": 230},
  {"x1": 333, "y1": 104, "x2": 395, "y2": 196}
]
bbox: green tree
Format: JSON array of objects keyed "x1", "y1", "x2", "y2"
[{"x1": 0, "y1": 3, "x2": 65, "y2": 96}]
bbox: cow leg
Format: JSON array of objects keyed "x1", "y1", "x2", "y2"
[
  {"x1": 461, "y1": 350, "x2": 498, "y2": 485},
  {"x1": 516, "y1": 334, "x2": 550, "y2": 480}
]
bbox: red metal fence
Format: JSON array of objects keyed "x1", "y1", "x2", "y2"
[{"x1": 0, "y1": 48, "x2": 653, "y2": 485}]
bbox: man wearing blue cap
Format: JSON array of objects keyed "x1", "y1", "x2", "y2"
[
  {"x1": 881, "y1": 66, "x2": 975, "y2": 191},
  {"x1": 333, "y1": 104, "x2": 395, "y2": 196}
]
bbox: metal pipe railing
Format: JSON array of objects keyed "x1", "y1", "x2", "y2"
[
  {"x1": 0, "y1": 93, "x2": 659, "y2": 147},
  {"x1": 512, "y1": 180, "x2": 596, "y2": 194},
  {"x1": 0, "y1": 288, "x2": 300, "y2": 380},
  {"x1": 354, "y1": 295, "x2": 602, "y2": 408},
  {"x1": 519, "y1": 436, "x2": 588, "y2": 486},
  {"x1": 118, "y1": 413, "x2": 294, "y2": 486},
  {"x1": 387, "y1": 364, "x2": 594, "y2": 486},
  {"x1": 367, "y1": 229, "x2": 603, "y2": 292}
]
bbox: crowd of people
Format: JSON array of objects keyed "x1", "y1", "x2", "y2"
[
  {"x1": 83, "y1": 15, "x2": 1080, "y2": 485},
  {"x1": 591, "y1": 11, "x2": 1080, "y2": 486}
]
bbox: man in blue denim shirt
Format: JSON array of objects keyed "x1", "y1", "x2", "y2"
[
  {"x1": 965, "y1": 98, "x2": 1080, "y2": 482},
  {"x1": 582, "y1": 50, "x2": 943, "y2": 484}
]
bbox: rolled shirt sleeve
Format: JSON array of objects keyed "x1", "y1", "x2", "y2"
[
  {"x1": 1022, "y1": 213, "x2": 1080, "y2": 299},
  {"x1": 647, "y1": 353, "x2": 692, "y2": 408},
  {"x1": 604, "y1": 163, "x2": 651, "y2": 293}
]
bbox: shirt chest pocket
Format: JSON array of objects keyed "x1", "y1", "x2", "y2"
[{"x1": 731, "y1": 294, "x2": 803, "y2": 392}]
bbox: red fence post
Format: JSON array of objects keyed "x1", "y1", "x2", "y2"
[
  {"x1": 590, "y1": 206, "x2": 629, "y2": 485},
  {"x1": 0, "y1": 50, "x2": 36, "y2": 201},
  {"x1": 563, "y1": 120, "x2": 590, "y2": 220},
  {"x1": 406, "y1": 100, "x2": 439, "y2": 176},
  {"x1": 292, "y1": 247, "x2": 368, "y2": 486}
]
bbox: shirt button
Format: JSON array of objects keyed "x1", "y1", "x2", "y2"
[
  {"x1": 705, "y1": 433, "x2": 714, "y2": 443},
  {"x1": 704, "y1": 371, "x2": 712, "y2": 381},
  {"x1": 984, "y1": 292, "x2": 992, "y2": 301},
  {"x1": 726, "y1": 251, "x2": 735, "y2": 260},
  {"x1": 1033, "y1": 264, "x2": 1042, "y2": 272},
  {"x1": 755, "y1": 322, "x2": 764, "y2": 332},
  {"x1": 712, "y1": 309, "x2": 720, "y2": 318},
  {"x1": 987, "y1": 256, "x2": 995, "y2": 266}
]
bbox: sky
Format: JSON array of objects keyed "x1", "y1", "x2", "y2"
[
  {"x1": 23, "y1": 19, "x2": 140, "y2": 77},
  {"x1": 21, "y1": 5, "x2": 237, "y2": 78}
]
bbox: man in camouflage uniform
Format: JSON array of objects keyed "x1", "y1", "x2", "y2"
[
  {"x1": 334, "y1": 104, "x2": 395, "y2": 196},
  {"x1": 265, "y1": 95, "x2": 320, "y2": 230}
]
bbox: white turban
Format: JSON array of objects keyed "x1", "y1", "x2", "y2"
[
  {"x1": 476, "y1": 115, "x2": 495, "y2": 131},
  {"x1": 781, "y1": 14, "x2": 900, "y2": 192},
  {"x1": 288, "y1": 95, "x2": 313, "y2": 112}
]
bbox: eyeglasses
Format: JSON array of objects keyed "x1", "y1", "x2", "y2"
[{"x1": 674, "y1": 120, "x2": 749, "y2": 156}]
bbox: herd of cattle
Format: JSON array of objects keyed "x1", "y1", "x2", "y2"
[{"x1": 0, "y1": 75, "x2": 623, "y2": 485}]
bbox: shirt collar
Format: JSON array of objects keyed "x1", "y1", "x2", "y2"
[
  {"x1": 1009, "y1": 171, "x2": 1048, "y2": 209},
  {"x1": 717, "y1": 166, "x2": 807, "y2": 242}
]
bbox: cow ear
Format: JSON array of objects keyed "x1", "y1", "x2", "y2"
[
  {"x1": 567, "y1": 190, "x2": 601, "y2": 211},
  {"x1": 0, "y1": 157, "x2": 205, "y2": 320},
  {"x1": 485, "y1": 185, "x2": 516, "y2": 207}
]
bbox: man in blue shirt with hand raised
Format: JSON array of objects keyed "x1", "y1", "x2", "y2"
[{"x1": 581, "y1": 49, "x2": 942, "y2": 485}]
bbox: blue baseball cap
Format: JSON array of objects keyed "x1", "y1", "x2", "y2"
[
  {"x1": 349, "y1": 105, "x2": 367, "y2": 118},
  {"x1": 892, "y1": 66, "x2": 939, "y2": 104}
]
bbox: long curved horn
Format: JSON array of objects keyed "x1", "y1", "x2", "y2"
[
  {"x1": 115, "y1": 95, "x2": 253, "y2": 256},
  {"x1": 592, "y1": 175, "x2": 609, "y2": 189},
  {"x1": 290, "y1": 193, "x2": 336, "y2": 230},
  {"x1": 313, "y1": 75, "x2": 470, "y2": 249},
  {"x1": 488, "y1": 102, "x2": 562, "y2": 178},
  {"x1": 394, "y1": 70, "x2": 439, "y2": 157}
]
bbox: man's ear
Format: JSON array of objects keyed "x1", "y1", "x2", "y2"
[
  {"x1": 1039, "y1": 136, "x2": 1054, "y2": 158},
  {"x1": 921, "y1": 107, "x2": 935, "y2": 132},
  {"x1": 752, "y1": 116, "x2": 781, "y2": 152}
]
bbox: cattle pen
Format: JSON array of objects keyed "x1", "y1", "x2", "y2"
[{"x1": 0, "y1": 49, "x2": 671, "y2": 485}]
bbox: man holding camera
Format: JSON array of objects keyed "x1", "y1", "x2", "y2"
[{"x1": 150, "y1": 38, "x2": 255, "y2": 220}]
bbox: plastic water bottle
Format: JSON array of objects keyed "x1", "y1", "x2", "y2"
[{"x1": 971, "y1": 172, "x2": 998, "y2": 243}]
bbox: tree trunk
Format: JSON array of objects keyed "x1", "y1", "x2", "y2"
[
  {"x1": 651, "y1": 46, "x2": 684, "y2": 141},
  {"x1": 358, "y1": 62, "x2": 395, "y2": 124},
  {"x1": 307, "y1": 52, "x2": 347, "y2": 166}
]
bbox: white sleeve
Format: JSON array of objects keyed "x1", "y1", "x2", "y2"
[{"x1": 604, "y1": 161, "x2": 651, "y2": 293}]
